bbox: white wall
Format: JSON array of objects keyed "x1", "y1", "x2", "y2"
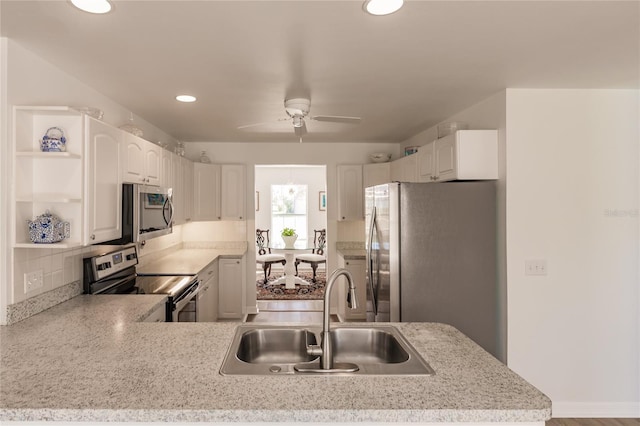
[{"x1": 505, "y1": 89, "x2": 639, "y2": 417}]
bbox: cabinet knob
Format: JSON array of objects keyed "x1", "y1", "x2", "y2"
[
  {"x1": 90, "y1": 234, "x2": 95, "y2": 240},
  {"x1": 236, "y1": 261, "x2": 240, "y2": 264},
  {"x1": 239, "y1": 216, "x2": 243, "y2": 220},
  {"x1": 342, "y1": 216, "x2": 345, "y2": 220},
  {"x1": 218, "y1": 216, "x2": 221, "y2": 220}
]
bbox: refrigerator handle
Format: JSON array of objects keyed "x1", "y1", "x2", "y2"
[{"x1": 366, "y1": 205, "x2": 377, "y2": 315}]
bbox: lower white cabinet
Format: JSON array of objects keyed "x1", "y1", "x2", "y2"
[
  {"x1": 337, "y1": 255, "x2": 367, "y2": 320},
  {"x1": 218, "y1": 257, "x2": 245, "y2": 319},
  {"x1": 197, "y1": 261, "x2": 219, "y2": 322},
  {"x1": 143, "y1": 304, "x2": 166, "y2": 323}
]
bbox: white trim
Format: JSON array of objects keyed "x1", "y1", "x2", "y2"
[
  {"x1": 0, "y1": 37, "x2": 9, "y2": 325},
  {"x1": 552, "y1": 401, "x2": 640, "y2": 418}
]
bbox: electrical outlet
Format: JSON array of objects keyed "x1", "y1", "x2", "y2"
[
  {"x1": 525, "y1": 260, "x2": 547, "y2": 276},
  {"x1": 24, "y1": 270, "x2": 44, "y2": 293}
]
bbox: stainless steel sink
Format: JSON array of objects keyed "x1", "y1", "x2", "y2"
[{"x1": 219, "y1": 324, "x2": 434, "y2": 375}]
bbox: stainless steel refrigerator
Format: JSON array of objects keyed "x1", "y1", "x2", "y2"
[{"x1": 365, "y1": 181, "x2": 500, "y2": 359}]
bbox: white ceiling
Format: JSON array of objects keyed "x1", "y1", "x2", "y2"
[{"x1": 1, "y1": 0, "x2": 638, "y2": 143}]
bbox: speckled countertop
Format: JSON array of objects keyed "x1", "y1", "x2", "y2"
[
  {"x1": 337, "y1": 249, "x2": 367, "y2": 260},
  {"x1": 137, "y1": 248, "x2": 246, "y2": 275},
  {"x1": 0, "y1": 291, "x2": 551, "y2": 423}
]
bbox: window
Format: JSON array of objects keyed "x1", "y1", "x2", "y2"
[{"x1": 271, "y1": 184, "x2": 307, "y2": 241}]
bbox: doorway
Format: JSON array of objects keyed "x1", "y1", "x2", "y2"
[{"x1": 254, "y1": 165, "x2": 327, "y2": 309}]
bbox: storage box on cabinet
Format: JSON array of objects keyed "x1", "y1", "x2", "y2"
[{"x1": 418, "y1": 130, "x2": 498, "y2": 182}]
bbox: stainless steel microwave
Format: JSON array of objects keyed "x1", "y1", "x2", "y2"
[{"x1": 102, "y1": 183, "x2": 173, "y2": 245}]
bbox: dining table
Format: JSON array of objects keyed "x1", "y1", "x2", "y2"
[{"x1": 267, "y1": 241, "x2": 314, "y2": 289}]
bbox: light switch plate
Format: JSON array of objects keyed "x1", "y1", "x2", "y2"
[
  {"x1": 525, "y1": 260, "x2": 547, "y2": 276},
  {"x1": 24, "y1": 269, "x2": 44, "y2": 293}
]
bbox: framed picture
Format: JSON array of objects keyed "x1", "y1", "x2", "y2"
[
  {"x1": 319, "y1": 191, "x2": 327, "y2": 211},
  {"x1": 144, "y1": 193, "x2": 165, "y2": 209},
  {"x1": 255, "y1": 191, "x2": 260, "y2": 212}
]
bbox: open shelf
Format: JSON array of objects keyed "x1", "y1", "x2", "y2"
[
  {"x1": 14, "y1": 241, "x2": 83, "y2": 249},
  {"x1": 16, "y1": 151, "x2": 82, "y2": 159}
]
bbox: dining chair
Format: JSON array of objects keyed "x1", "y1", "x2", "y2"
[
  {"x1": 294, "y1": 229, "x2": 327, "y2": 283},
  {"x1": 256, "y1": 229, "x2": 286, "y2": 284}
]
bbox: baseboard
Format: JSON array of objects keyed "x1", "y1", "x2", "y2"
[{"x1": 552, "y1": 401, "x2": 640, "y2": 418}]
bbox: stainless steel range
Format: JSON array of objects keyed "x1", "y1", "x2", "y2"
[{"x1": 83, "y1": 246, "x2": 200, "y2": 322}]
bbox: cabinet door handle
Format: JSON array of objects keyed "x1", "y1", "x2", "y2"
[
  {"x1": 239, "y1": 216, "x2": 243, "y2": 220},
  {"x1": 236, "y1": 261, "x2": 240, "y2": 264},
  {"x1": 90, "y1": 234, "x2": 95, "y2": 240}
]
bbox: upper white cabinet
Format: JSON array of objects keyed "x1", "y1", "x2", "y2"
[
  {"x1": 12, "y1": 107, "x2": 85, "y2": 248},
  {"x1": 84, "y1": 117, "x2": 122, "y2": 244},
  {"x1": 121, "y1": 132, "x2": 161, "y2": 186},
  {"x1": 418, "y1": 130, "x2": 498, "y2": 182},
  {"x1": 363, "y1": 163, "x2": 391, "y2": 188},
  {"x1": 182, "y1": 157, "x2": 194, "y2": 223},
  {"x1": 161, "y1": 149, "x2": 173, "y2": 189},
  {"x1": 337, "y1": 164, "x2": 363, "y2": 221},
  {"x1": 390, "y1": 154, "x2": 418, "y2": 183},
  {"x1": 11, "y1": 106, "x2": 122, "y2": 247},
  {"x1": 192, "y1": 163, "x2": 244, "y2": 221},
  {"x1": 220, "y1": 164, "x2": 246, "y2": 220},
  {"x1": 193, "y1": 163, "x2": 221, "y2": 221},
  {"x1": 171, "y1": 152, "x2": 185, "y2": 225}
]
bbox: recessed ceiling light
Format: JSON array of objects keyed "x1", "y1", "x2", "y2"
[
  {"x1": 363, "y1": 0, "x2": 403, "y2": 16},
  {"x1": 70, "y1": 0, "x2": 112, "y2": 14},
  {"x1": 176, "y1": 95, "x2": 197, "y2": 103}
]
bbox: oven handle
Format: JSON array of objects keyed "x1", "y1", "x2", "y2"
[
  {"x1": 172, "y1": 280, "x2": 202, "y2": 316},
  {"x1": 93, "y1": 274, "x2": 137, "y2": 294}
]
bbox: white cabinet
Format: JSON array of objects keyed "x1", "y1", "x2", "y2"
[
  {"x1": 121, "y1": 132, "x2": 161, "y2": 186},
  {"x1": 418, "y1": 130, "x2": 498, "y2": 182},
  {"x1": 182, "y1": 157, "x2": 194, "y2": 222},
  {"x1": 340, "y1": 258, "x2": 367, "y2": 320},
  {"x1": 197, "y1": 260, "x2": 219, "y2": 322},
  {"x1": 143, "y1": 304, "x2": 166, "y2": 323},
  {"x1": 363, "y1": 163, "x2": 390, "y2": 188},
  {"x1": 220, "y1": 165, "x2": 246, "y2": 220},
  {"x1": 171, "y1": 153, "x2": 185, "y2": 225},
  {"x1": 161, "y1": 149, "x2": 173, "y2": 189},
  {"x1": 390, "y1": 154, "x2": 418, "y2": 182},
  {"x1": 12, "y1": 107, "x2": 85, "y2": 248},
  {"x1": 337, "y1": 164, "x2": 363, "y2": 221},
  {"x1": 218, "y1": 257, "x2": 245, "y2": 319},
  {"x1": 193, "y1": 163, "x2": 221, "y2": 220},
  {"x1": 84, "y1": 117, "x2": 122, "y2": 244}
]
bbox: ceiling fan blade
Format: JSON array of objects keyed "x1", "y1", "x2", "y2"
[
  {"x1": 310, "y1": 115, "x2": 361, "y2": 124},
  {"x1": 237, "y1": 117, "x2": 290, "y2": 130},
  {"x1": 294, "y1": 120, "x2": 307, "y2": 137},
  {"x1": 237, "y1": 121, "x2": 272, "y2": 130}
]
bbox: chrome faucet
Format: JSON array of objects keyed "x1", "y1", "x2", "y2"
[{"x1": 299, "y1": 268, "x2": 359, "y2": 372}]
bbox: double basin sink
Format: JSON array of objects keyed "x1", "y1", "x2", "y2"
[{"x1": 220, "y1": 324, "x2": 435, "y2": 375}]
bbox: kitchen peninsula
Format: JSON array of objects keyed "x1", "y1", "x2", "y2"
[{"x1": 0, "y1": 291, "x2": 551, "y2": 424}]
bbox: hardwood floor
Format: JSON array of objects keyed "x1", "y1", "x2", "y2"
[{"x1": 547, "y1": 419, "x2": 639, "y2": 425}]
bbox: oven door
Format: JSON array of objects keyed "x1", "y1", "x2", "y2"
[{"x1": 171, "y1": 280, "x2": 201, "y2": 322}]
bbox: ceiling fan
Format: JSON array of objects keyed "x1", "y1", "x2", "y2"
[{"x1": 237, "y1": 98, "x2": 361, "y2": 141}]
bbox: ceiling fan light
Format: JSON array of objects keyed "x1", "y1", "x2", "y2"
[
  {"x1": 363, "y1": 0, "x2": 403, "y2": 16},
  {"x1": 70, "y1": 0, "x2": 112, "y2": 14},
  {"x1": 292, "y1": 116, "x2": 304, "y2": 128}
]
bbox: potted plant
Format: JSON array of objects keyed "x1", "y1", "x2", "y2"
[{"x1": 281, "y1": 227, "x2": 298, "y2": 248}]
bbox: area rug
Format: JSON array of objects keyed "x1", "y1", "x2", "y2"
[{"x1": 256, "y1": 271, "x2": 325, "y2": 300}]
